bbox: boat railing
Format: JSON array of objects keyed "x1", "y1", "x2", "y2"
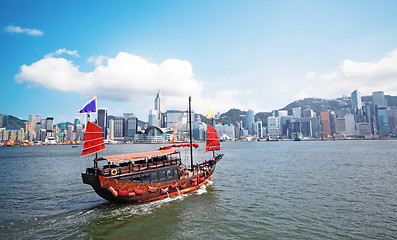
[{"x1": 92, "y1": 157, "x2": 181, "y2": 176}]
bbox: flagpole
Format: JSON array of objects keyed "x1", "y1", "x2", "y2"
[{"x1": 189, "y1": 96, "x2": 194, "y2": 171}]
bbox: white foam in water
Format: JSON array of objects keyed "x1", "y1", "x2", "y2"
[
  {"x1": 195, "y1": 184, "x2": 207, "y2": 195},
  {"x1": 195, "y1": 180, "x2": 213, "y2": 195}
]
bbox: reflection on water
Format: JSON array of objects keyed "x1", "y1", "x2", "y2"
[{"x1": 1, "y1": 141, "x2": 397, "y2": 239}]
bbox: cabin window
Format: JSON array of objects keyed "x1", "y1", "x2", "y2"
[
  {"x1": 150, "y1": 173, "x2": 158, "y2": 182},
  {"x1": 159, "y1": 171, "x2": 166, "y2": 180},
  {"x1": 142, "y1": 174, "x2": 150, "y2": 183}
]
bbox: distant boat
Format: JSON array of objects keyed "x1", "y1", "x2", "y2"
[
  {"x1": 81, "y1": 97, "x2": 224, "y2": 204},
  {"x1": 72, "y1": 145, "x2": 79, "y2": 148},
  {"x1": 293, "y1": 133, "x2": 303, "y2": 141}
]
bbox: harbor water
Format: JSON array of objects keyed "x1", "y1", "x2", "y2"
[{"x1": 0, "y1": 140, "x2": 396, "y2": 239}]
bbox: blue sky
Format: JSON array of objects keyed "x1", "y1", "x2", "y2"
[{"x1": 1, "y1": 0, "x2": 397, "y2": 123}]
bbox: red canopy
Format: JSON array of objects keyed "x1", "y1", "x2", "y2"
[
  {"x1": 81, "y1": 121, "x2": 105, "y2": 157},
  {"x1": 206, "y1": 124, "x2": 220, "y2": 151},
  {"x1": 104, "y1": 148, "x2": 178, "y2": 163}
]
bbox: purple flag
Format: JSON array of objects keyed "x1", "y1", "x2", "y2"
[{"x1": 77, "y1": 97, "x2": 97, "y2": 113}]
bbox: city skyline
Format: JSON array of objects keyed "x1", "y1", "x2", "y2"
[
  {"x1": 1, "y1": 89, "x2": 397, "y2": 124},
  {"x1": 1, "y1": 89, "x2": 397, "y2": 144},
  {"x1": 2, "y1": 1, "x2": 397, "y2": 123}
]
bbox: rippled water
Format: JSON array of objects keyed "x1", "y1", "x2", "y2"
[{"x1": 0, "y1": 141, "x2": 396, "y2": 239}]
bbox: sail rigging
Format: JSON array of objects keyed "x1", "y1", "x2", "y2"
[
  {"x1": 206, "y1": 124, "x2": 220, "y2": 151},
  {"x1": 81, "y1": 121, "x2": 105, "y2": 157}
]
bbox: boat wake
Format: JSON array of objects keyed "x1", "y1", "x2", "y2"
[{"x1": 195, "y1": 180, "x2": 212, "y2": 195}]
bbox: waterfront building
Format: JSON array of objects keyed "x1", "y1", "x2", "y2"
[
  {"x1": 279, "y1": 116, "x2": 291, "y2": 137},
  {"x1": 114, "y1": 117, "x2": 124, "y2": 139},
  {"x1": 216, "y1": 124, "x2": 235, "y2": 140},
  {"x1": 28, "y1": 114, "x2": 41, "y2": 141},
  {"x1": 388, "y1": 107, "x2": 397, "y2": 133},
  {"x1": 376, "y1": 105, "x2": 390, "y2": 136},
  {"x1": 292, "y1": 107, "x2": 302, "y2": 119},
  {"x1": 164, "y1": 110, "x2": 193, "y2": 141},
  {"x1": 356, "y1": 123, "x2": 372, "y2": 137},
  {"x1": 29, "y1": 115, "x2": 41, "y2": 133},
  {"x1": 293, "y1": 117, "x2": 319, "y2": 138},
  {"x1": 246, "y1": 110, "x2": 255, "y2": 136},
  {"x1": 267, "y1": 116, "x2": 279, "y2": 139},
  {"x1": 67, "y1": 125, "x2": 74, "y2": 141},
  {"x1": 124, "y1": 113, "x2": 138, "y2": 140},
  {"x1": 334, "y1": 118, "x2": 346, "y2": 136},
  {"x1": 75, "y1": 124, "x2": 83, "y2": 141},
  {"x1": 362, "y1": 102, "x2": 375, "y2": 134},
  {"x1": 320, "y1": 111, "x2": 331, "y2": 138},
  {"x1": 344, "y1": 114, "x2": 356, "y2": 136},
  {"x1": 35, "y1": 122, "x2": 42, "y2": 141},
  {"x1": 97, "y1": 109, "x2": 108, "y2": 139},
  {"x1": 256, "y1": 121, "x2": 263, "y2": 139},
  {"x1": 0, "y1": 128, "x2": 25, "y2": 142},
  {"x1": 135, "y1": 126, "x2": 172, "y2": 142}
]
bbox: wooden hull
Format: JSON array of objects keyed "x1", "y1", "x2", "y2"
[{"x1": 82, "y1": 164, "x2": 217, "y2": 204}]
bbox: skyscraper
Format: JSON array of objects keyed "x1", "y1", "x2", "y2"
[
  {"x1": 351, "y1": 89, "x2": 362, "y2": 110},
  {"x1": 46, "y1": 117, "x2": 54, "y2": 131},
  {"x1": 344, "y1": 114, "x2": 356, "y2": 136},
  {"x1": 124, "y1": 113, "x2": 138, "y2": 140},
  {"x1": 74, "y1": 117, "x2": 81, "y2": 129},
  {"x1": 114, "y1": 117, "x2": 124, "y2": 138},
  {"x1": 320, "y1": 111, "x2": 331, "y2": 138},
  {"x1": 372, "y1": 91, "x2": 386, "y2": 107},
  {"x1": 256, "y1": 121, "x2": 263, "y2": 139},
  {"x1": 154, "y1": 90, "x2": 164, "y2": 126},
  {"x1": 97, "y1": 109, "x2": 108, "y2": 138},
  {"x1": 29, "y1": 115, "x2": 41, "y2": 134},
  {"x1": 267, "y1": 116, "x2": 279, "y2": 139},
  {"x1": 351, "y1": 89, "x2": 365, "y2": 123},
  {"x1": 246, "y1": 110, "x2": 254, "y2": 136},
  {"x1": 376, "y1": 105, "x2": 390, "y2": 135}
]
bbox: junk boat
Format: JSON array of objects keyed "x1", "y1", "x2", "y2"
[{"x1": 81, "y1": 97, "x2": 223, "y2": 204}]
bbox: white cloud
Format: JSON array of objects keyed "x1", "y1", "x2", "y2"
[
  {"x1": 45, "y1": 48, "x2": 80, "y2": 58},
  {"x1": 4, "y1": 24, "x2": 44, "y2": 36},
  {"x1": 298, "y1": 48, "x2": 397, "y2": 99},
  {"x1": 87, "y1": 55, "x2": 108, "y2": 66},
  {"x1": 16, "y1": 51, "x2": 257, "y2": 115}
]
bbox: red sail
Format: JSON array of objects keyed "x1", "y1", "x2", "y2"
[
  {"x1": 81, "y1": 121, "x2": 105, "y2": 157},
  {"x1": 206, "y1": 124, "x2": 220, "y2": 152}
]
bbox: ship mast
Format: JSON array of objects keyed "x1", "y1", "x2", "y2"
[{"x1": 189, "y1": 96, "x2": 194, "y2": 171}]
